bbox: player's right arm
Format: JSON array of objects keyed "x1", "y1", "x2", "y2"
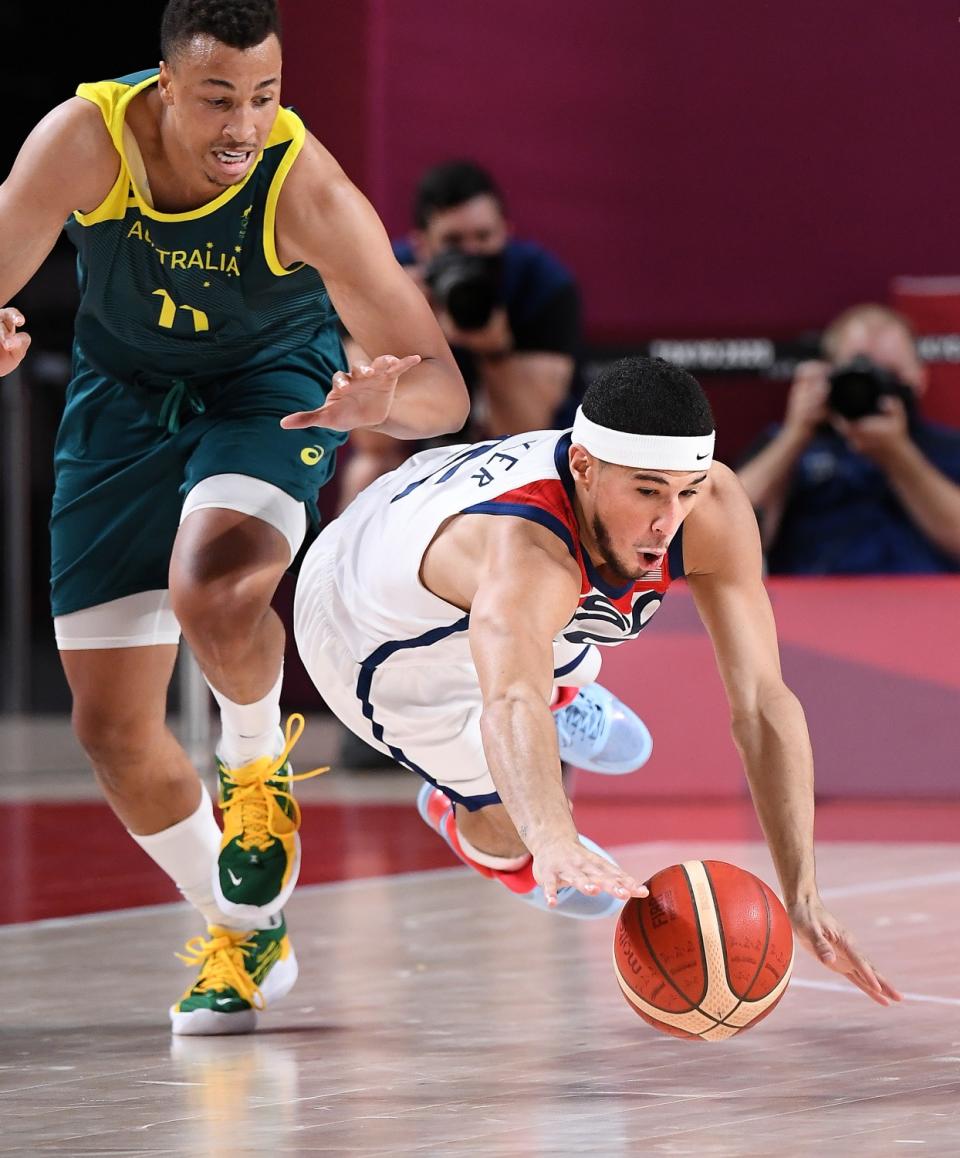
[
  {"x1": 465, "y1": 517, "x2": 648, "y2": 905},
  {"x1": 274, "y1": 135, "x2": 468, "y2": 438},
  {"x1": 0, "y1": 98, "x2": 119, "y2": 376}
]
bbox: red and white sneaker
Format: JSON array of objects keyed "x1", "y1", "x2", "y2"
[
  {"x1": 415, "y1": 782, "x2": 621, "y2": 919},
  {"x1": 416, "y1": 784, "x2": 536, "y2": 894}
]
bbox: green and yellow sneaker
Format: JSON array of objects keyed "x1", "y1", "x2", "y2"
[
  {"x1": 169, "y1": 916, "x2": 297, "y2": 1036},
  {"x1": 213, "y1": 714, "x2": 328, "y2": 921}
]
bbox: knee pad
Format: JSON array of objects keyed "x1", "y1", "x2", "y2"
[{"x1": 180, "y1": 474, "x2": 306, "y2": 563}]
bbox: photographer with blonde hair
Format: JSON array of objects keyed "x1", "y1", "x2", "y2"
[{"x1": 737, "y1": 303, "x2": 960, "y2": 573}]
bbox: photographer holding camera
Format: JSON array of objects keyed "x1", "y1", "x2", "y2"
[
  {"x1": 737, "y1": 303, "x2": 960, "y2": 574},
  {"x1": 338, "y1": 160, "x2": 583, "y2": 508}
]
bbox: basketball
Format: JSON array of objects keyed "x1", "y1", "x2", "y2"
[{"x1": 613, "y1": 860, "x2": 794, "y2": 1041}]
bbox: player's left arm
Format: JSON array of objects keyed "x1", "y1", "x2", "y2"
[
  {"x1": 275, "y1": 135, "x2": 469, "y2": 438},
  {"x1": 684, "y1": 464, "x2": 902, "y2": 1006}
]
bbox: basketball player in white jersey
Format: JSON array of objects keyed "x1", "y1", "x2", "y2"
[{"x1": 294, "y1": 356, "x2": 900, "y2": 1004}]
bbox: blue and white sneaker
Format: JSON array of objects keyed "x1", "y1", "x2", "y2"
[{"x1": 555, "y1": 683, "x2": 653, "y2": 774}]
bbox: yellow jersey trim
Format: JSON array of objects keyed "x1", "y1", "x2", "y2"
[
  {"x1": 73, "y1": 75, "x2": 156, "y2": 226},
  {"x1": 262, "y1": 112, "x2": 306, "y2": 277},
  {"x1": 72, "y1": 75, "x2": 303, "y2": 227}
]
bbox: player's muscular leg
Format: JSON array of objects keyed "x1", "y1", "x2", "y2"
[
  {"x1": 455, "y1": 801, "x2": 531, "y2": 861},
  {"x1": 170, "y1": 509, "x2": 289, "y2": 704},
  {"x1": 62, "y1": 645, "x2": 201, "y2": 834}
]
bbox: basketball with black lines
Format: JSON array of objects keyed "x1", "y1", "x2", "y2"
[{"x1": 613, "y1": 860, "x2": 794, "y2": 1041}]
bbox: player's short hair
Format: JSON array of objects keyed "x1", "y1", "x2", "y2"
[
  {"x1": 161, "y1": 0, "x2": 281, "y2": 61},
  {"x1": 581, "y1": 356, "x2": 715, "y2": 438},
  {"x1": 413, "y1": 161, "x2": 506, "y2": 230},
  {"x1": 821, "y1": 302, "x2": 917, "y2": 362}
]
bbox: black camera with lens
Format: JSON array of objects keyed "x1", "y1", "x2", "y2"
[
  {"x1": 827, "y1": 355, "x2": 914, "y2": 421},
  {"x1": 423, "y1": 249, "x2": 503, "y2": 331}
]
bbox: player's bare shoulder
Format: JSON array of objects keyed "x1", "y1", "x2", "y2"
[
  {"x1": 274, "y1": 130, "x2": 363, "y2": 256},
  {"x1": 424, "y1": 507, "x2": 581, "y2": 618},
  {"x1": 11, "y1": 97, "x2": 121, "y2": 215},
  {"x1": 481, "y1": 509, "x2": 582, "y2": 577},
  {"x1": 282, "y1": 129, "x2": 344, "y2": 192},
  {"x1": 681, "y1": 460, "x2": 764, "y2": 579}
]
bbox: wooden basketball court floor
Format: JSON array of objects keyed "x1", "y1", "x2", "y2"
[{"x1": 2, "y1": 717, "x2": 959, "y2": 1156}]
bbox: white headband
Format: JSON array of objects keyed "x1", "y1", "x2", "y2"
[{"x1": 571, "y1": 407, "x2": 715, "y2": 471}]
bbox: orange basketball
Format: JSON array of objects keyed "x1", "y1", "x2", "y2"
[{"x1": 613, "y1": 860, "x2": 794, "y2": 1041}]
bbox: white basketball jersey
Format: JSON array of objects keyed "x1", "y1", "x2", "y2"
[{"x1": 302, "y1": 430, "x2": 684, "y2": 672}]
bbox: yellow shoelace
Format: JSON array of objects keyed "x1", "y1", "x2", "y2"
[
  {"x1": 220, "y1": 714, "x2": 330, "y2": 852},
  {"x1": 176, "y1": 926, "x2": 265, "y2": 1009}
]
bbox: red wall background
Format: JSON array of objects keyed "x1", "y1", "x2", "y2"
[{"x1": 283, "y1": 0, "x2": 960, "y2": 344}]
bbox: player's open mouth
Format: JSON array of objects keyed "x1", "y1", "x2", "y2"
[
  {"x1": 639, "y1": 550, "x2": 664, "y2": 567},
  {"x1": 211, "y1": 148, "x2": 254, "y2": 175}
]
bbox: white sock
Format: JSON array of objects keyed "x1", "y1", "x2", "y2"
[
  {"x1": 129, "y1": 784, "x2": 256, "y2": 931},
  {"x1": 207, "y1": 667, "x2": 284, "y2": 768},
  {"x1": 456, "y1": 826, "x2": 532, "y2": 872}
]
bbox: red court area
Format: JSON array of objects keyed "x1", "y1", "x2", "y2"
[{"x1": 4, "y1": 796, "x2": 959, "y2": 926}]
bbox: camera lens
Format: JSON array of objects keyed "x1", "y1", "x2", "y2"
[
  {"x1": 425, "y1": 251, "x2": 502, "y2": 330},
  {"x1": 827, "y1": 356, "x2": 889, "y2": 420}
]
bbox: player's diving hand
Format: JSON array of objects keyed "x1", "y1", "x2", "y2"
[
  {"x1": 531, "y1": 835, "x2": 649, "y2": 908},
  {"x1": 280, "y1": 354, "x2": 422, "y2": 431},
  {"x1": 0, "y1": 308, "x2": 31, "y2": 377},
  {"x1": 789, "y1": 896, "x2": 903, "y2": 1006}
]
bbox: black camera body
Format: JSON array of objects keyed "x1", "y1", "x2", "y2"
[
  {"x1": 827, "y1": 355, "x2": 914, "y2": 421},
  {"x1": 423, "y1": 249, "x2": 503, "y2": 331}
]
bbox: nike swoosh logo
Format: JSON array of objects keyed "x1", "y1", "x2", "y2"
[
  {"x1": 215, "y1": 997, "x2": 234, "y2": 1007},
  {"x1": 696, "y1": 452, "x2": 710, "y2": 460},
  {"x1": 228, "y1": 869, "x2": 243, "y2": 886}
]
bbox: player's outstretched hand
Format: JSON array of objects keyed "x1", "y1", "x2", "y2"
[
  {"x1": 281, "y1": 354, "x2": 422, "y2": 431},
  {"x1": 0, "y1": 308, "x2": 31, "y2": 377},
  {"x1": 532, "y1": 836, "x2": 649, "y2": 908},
  {"x1": 790, "y1": 896, "x2": 903, "y2": 1006}
]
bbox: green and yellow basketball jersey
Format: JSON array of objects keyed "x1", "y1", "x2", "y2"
[{"x1": 64, "y1": 69, "x2": 342, "y2": 387}]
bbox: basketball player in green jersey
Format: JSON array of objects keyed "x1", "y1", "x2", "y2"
[{"x1": 0, "y1": 0, "x2": 468, "y2": 1034}]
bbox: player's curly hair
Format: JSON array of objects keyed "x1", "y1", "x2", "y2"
[
  {"x1": 161, "y1": 0, "x2": 282, "y2": 60},
  {"x1": 582, "y1": 356, "x2": 714, "y2": 437}
]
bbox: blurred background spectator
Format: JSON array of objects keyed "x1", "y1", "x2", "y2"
[
  {"x1": 737, "y1": 305, "x2": 960, "y2": 574},
  {"x1": 337, "y1": 160, "x2": 584, "y2": 511}
]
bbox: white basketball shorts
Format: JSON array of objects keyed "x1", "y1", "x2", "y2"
[{"x1": 293, "y1": 531, "x2": 600, "y2": 811}]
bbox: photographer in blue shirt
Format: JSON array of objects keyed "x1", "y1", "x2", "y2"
[
  {"x1": 338, "y1": 160, "x2": 584, "y2": 507},
  {"x1": 738, "y1": 304, "x2": 960, "y2": 574}
]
